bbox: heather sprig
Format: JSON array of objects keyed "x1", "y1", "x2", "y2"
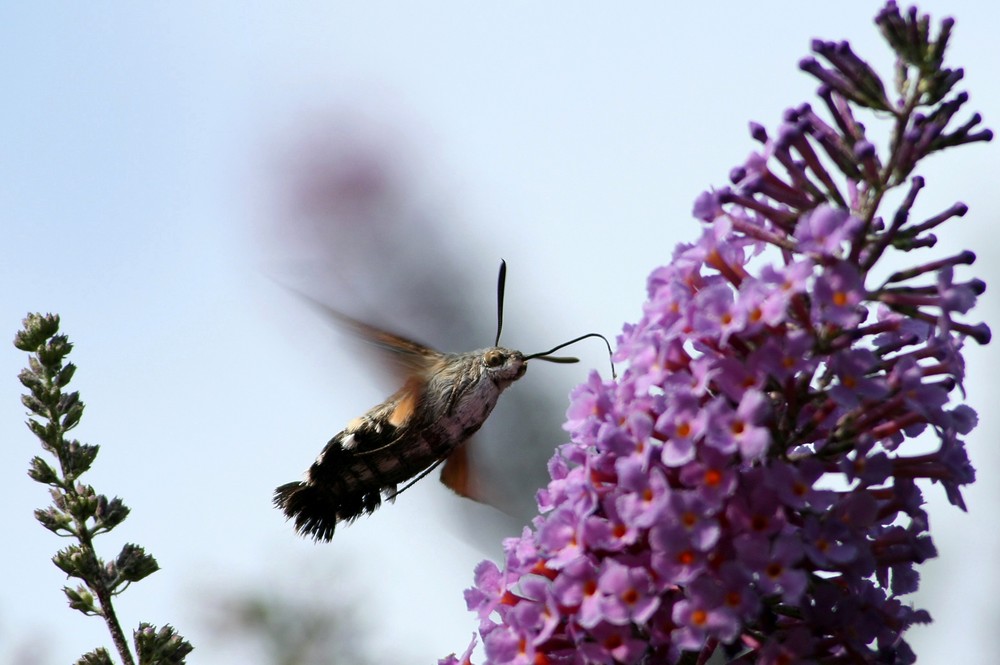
[
  {"x1": 15, "y1": 313, "x2": 193, "y2": 665},
  {"x1": 444, "y1": 3, "x2": 990, "y2": 664}
]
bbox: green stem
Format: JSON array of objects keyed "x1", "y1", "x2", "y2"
[{"x1": 42, "y1": 361, "x2": 136, "y2": 665}]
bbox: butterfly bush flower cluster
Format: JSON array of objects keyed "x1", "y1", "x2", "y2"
[{"x1": 443, "y1": 4, "x2": 991, "y2": 664}]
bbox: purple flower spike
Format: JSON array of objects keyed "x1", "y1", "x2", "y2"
[{"x1": 449, "y1": 4, "x2": 990, "y2": 664}]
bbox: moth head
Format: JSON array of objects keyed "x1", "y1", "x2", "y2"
[{"x1": 482, "y1": 346, "x2": 527, "y2": 387}]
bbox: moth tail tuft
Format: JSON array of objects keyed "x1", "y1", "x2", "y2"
[{"x1": 273, "y1": 480, "x2": 383, "y2": 542}]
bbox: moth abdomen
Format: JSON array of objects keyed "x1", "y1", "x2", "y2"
[
  {"x1": 273, "y1": 480, "x2": 382, "y2": 543},
  {"x1": 274, "y1": 419, "x2": 397, "y2": 537}
]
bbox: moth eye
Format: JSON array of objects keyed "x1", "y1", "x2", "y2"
[{"x1": 484, "y1": 349, "x2": 505, "y2": 368}]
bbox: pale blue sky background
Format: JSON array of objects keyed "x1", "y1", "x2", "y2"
[{"x1": 2, "y1": 3, "x2": 997, "y2": 663}]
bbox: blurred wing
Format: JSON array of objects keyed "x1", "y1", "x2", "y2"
[
  {"x1": 440, "y1": 442, "x2": 489, "y2": 503},
  {"x1": 292, "y1": 290, "x2": 443, "y2": 373}
]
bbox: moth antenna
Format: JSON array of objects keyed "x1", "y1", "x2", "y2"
[
  {"x1": 526, "y1": 332, "x2": 617, "y2": 379},
  {"x1": 495, "y1": 259, "x2": 507, "y2": 347},
  {"x1": 528, "y1": 354, "x2": 580, "y2": 364}
]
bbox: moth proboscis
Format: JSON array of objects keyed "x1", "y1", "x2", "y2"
[{"x1": 273, "y1": 260, "x2": 614, "y2": 542}]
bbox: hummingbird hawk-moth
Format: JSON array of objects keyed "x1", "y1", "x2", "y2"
[{"x1": 273, "y1": 260, "x2": 612, "y2": 542}]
